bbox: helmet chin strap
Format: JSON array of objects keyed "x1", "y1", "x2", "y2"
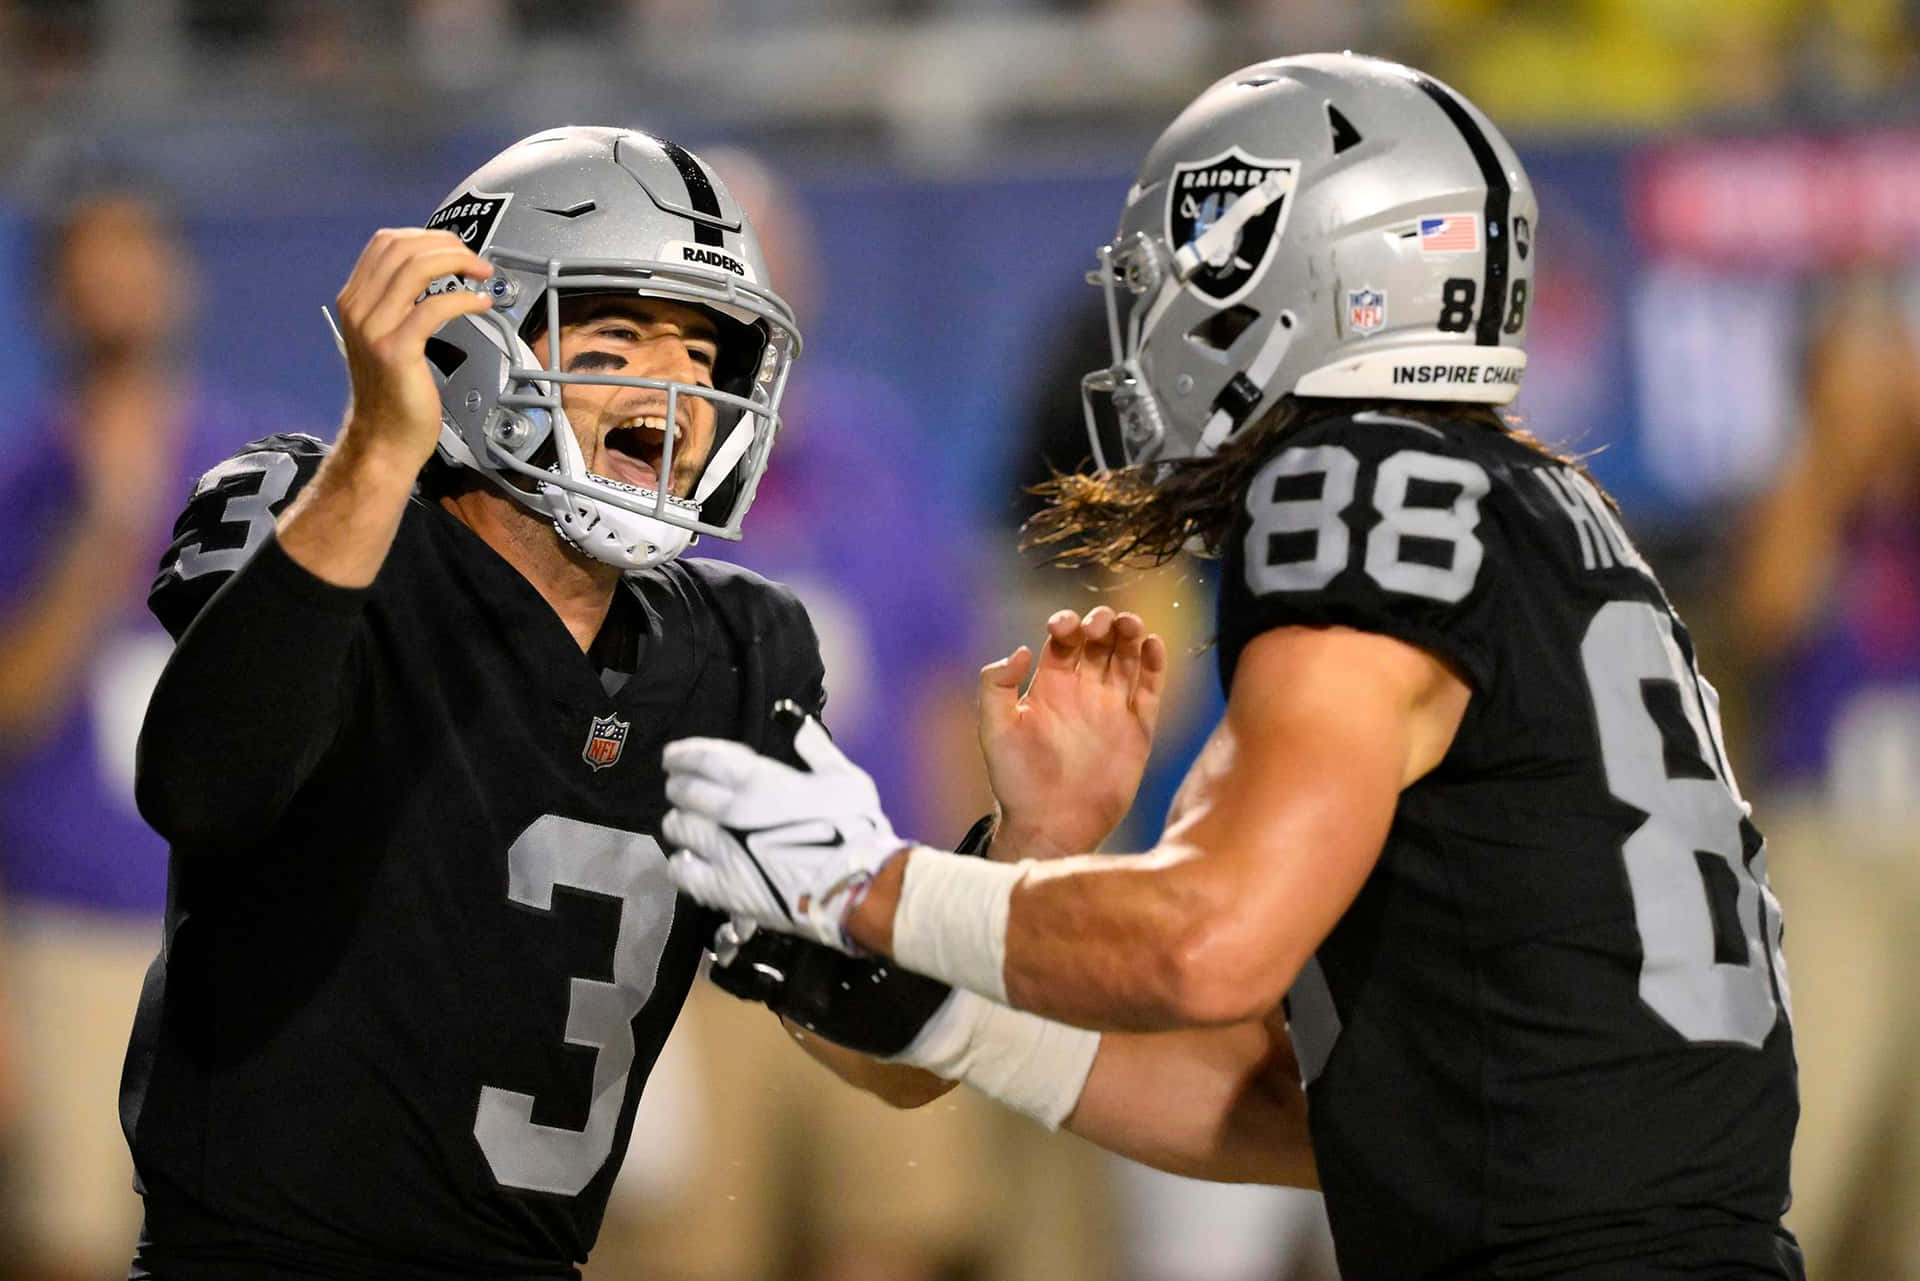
[
  {"x1": 554, "y1": 496, "x2": 694, "y2": 570},
  {"x1": 1195, "y1": 308, "x2": 1299, "y2": 457},
  {"x1": 536, "y1": 407, "x2": 695, "y2": 570}
]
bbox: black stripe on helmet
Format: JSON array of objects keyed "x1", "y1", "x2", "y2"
[
  {"x1": 656, "y1": 137, "x2": 726, "y2": 247},
  {"x1": 1408, "y1": 73, "x2": 1510, "y2": 347}
]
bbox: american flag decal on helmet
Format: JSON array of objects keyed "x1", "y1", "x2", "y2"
[{"x1": 582, "y1": 713, "x2": 630, "y2": 771}]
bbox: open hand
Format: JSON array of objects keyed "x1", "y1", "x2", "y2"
[{"x1": 979, "y1": 605, "x2": 1167, "y2": 859}]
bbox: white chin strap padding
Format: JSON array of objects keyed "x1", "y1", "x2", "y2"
[
  {"x1": 533, "y1": 409, "x2": 692, "y2": 570},
  {"x1": 553, "y1": 496, "x2": 694, "y2": 570}
]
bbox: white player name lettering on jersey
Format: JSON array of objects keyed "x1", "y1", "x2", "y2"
[{"x1": 1532, "y1": 466, "x2": 1651, "y2": 577}]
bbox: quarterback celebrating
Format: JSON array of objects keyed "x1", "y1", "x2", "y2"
[
  {"x1": 122, "y1": 127, "x2": 817, "y2": 1278},
  {"x1": 663, "y1": 55, "x2": 1804, "y2": 1280},
  {"x1": 121, "y1": 128, "x2": 1151, "y2": 1278}
]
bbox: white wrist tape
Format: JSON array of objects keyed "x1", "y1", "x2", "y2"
[
  {"x1": 891, "y1": 845, "x2": 1025, "y2": 1004},
  {"x1": 892, "y1": 989, "x2": 1101, "y2": 1129}
]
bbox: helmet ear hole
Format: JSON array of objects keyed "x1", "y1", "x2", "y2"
[
  {"x1": 709, "y1": 313, "x2": 769, "y2": 400},
  {"x1": 1186, "y1": 305, "x2": 1260, "y2": 353},
  {"x1": 425, "y1": 337, "x2": 469, "y2": 378}
]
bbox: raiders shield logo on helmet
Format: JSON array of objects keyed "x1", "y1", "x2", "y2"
[
  {"x1": 425, "y1": 187, "x2": 514, "y2": 255},
  {"x1": 1166, "y1": 150, "x2": 1298, "y2": 305}
]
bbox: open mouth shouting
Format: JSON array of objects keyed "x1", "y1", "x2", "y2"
[{"x1": 600, "y1": 415, "x2": 679, "y2": 494}]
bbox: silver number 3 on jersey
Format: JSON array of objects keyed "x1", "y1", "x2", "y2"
[{"x1": 474, "y1": 815, "x2": 676, "y2": 1196}]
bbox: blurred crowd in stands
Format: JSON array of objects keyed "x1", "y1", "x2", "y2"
[
  {"x1": 0, "y1": 0, "x2": 1914, "y2": 146},
  {"x1": 1, "y1": 2, "x2": 1918, "y2": 1280}
]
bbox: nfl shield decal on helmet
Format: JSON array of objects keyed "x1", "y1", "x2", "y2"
[
  {"x1": 582, "y1": 713, "x2": 630, "y2": 771},
  {"x1": 1166, "y1": 150, "x2": 1298, "y2": 305},
  {"x1": 425, "y1": 187, "x2": 514, "y2": 255},
  {"x1": 1347, "y1": 287, "x2": 1386, "y2": 334}
]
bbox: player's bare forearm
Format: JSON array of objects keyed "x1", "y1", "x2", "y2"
[
  {"x1": 851, "y1": 838, "x2": 1251, "y2": 1031},
  {"x1": 275, "y1": 435, "x2": 423, "y2": 588},
  {"x1": 1066, "y1": 1015, "x2": 1317, "y2": 1187},
  {"x1": 779, "y1": 1016, "x2": 960, "y2": 1108},
  {"x1": 847, "y1": 626, "x2": 1465, "y2": 1032},
  {"x1": 1006, "y1": 846, "x2": 1263, "y2": 1029},
  {"x1": 847, "y1": 720, "x2": 1392, "y2": 1031}
]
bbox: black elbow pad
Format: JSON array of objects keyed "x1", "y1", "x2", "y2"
[{"x1": 707, "y1": 928, "x2": 954, "y2": 1059}]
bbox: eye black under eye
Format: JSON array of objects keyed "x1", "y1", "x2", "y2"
[{"x1": 567, "y1": 350, "x2": 627, "y2": 373}]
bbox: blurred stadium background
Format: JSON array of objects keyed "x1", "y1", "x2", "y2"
[{"x1": 1, "y1": 2, "x2": 1916, "y2": 1280}]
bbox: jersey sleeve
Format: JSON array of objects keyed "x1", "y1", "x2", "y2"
[
  {"x1": 138, "y1": 434, "x2": 374, "y2": 849},
  {"x1": 150, "y1": 433, "x2": 330, "y2": 639},
  {"x1": 1216, "y1": 413, "x2": 1522, "y2": 696}
]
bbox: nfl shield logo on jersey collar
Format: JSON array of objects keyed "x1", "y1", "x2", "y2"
[{"x1": 582, "y1": 713, "x2": 630, "y2": 771}]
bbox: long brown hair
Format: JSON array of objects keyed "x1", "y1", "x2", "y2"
[{"x1": 1022, "y1": 397, "x2": 1596, "y2": 571}]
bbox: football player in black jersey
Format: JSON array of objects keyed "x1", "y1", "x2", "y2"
[
  {"x1": 120, "y1": 128, "x2": 1161, "y2": 1280},
  {"x1": 660, "y1": 55, "x2": 1805, "y2": 1281}
]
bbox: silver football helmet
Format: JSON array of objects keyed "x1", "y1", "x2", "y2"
[
  {"x1": 420, "y1": 126, "x2": 801, "y2": 569},
  {"x1": 1085, "y1": 53, "x2": 1537, "y2": 468}
]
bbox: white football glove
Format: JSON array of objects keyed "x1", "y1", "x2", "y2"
[{"x1": 663, "y1": 714, "x2": 909, "y2": 952}]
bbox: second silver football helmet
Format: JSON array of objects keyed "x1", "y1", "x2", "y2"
[
  {"x1": 420, "y1": 126, "x2": 801, "y2": 569},
  {"x1": 1086, "y1": 53, "x2": 1537, "y2": 468}
]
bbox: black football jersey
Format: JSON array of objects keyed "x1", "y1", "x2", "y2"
[
  {"x1": 1217, "y1": 411, "x2": 1801, "y2": 1280},
  {"x1": 123, "y1": 435, "x2": 825, "y2": 1280}
]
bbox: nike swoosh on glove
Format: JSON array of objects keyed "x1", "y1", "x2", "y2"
[{"x1": 663, "y1": 714, "x2": 909, "y2": 952}]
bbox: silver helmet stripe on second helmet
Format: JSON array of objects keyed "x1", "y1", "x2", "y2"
[
  {"x1": 420, "y1": 127, "x2": 801, "y2": 570},
  {"x1": 1084, "y1": 53, "x2": 1538, "y2": 469}
]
